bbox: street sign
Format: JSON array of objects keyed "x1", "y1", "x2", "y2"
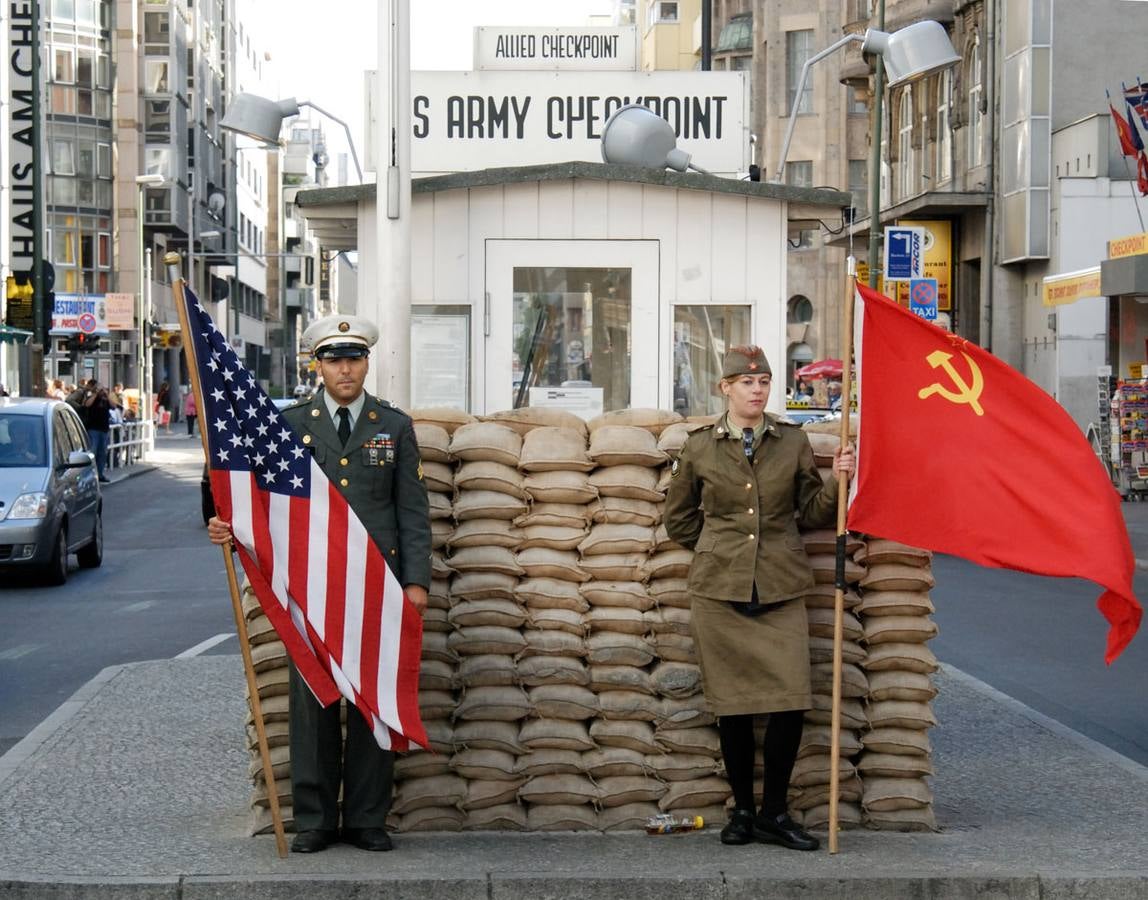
[
  {"x1": 909, "y1": 278, "x2": 938, "y2": 320},
  {"x1": 884, "y1": 226, "x2": 925, "y2": 281}
]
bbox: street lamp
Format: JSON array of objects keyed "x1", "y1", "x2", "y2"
[
  {"x1": 599, "y1": 104, "x2": 712, "y2": 174},
  {"x1": 135, "y1": 174, "x2": 165, "y2": 444},
  {"x1": 220, "y1": 94, "x2": 364, "y2": 182}
]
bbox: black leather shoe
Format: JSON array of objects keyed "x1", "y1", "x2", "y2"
[
  {"x1": 753, "y1": 811, "x2": 820, "y2": 851},
  {"x1": 343, "y1": 827, "x2": 393, "y2": 851},
  {"x1": 290, "y1": 829, "x2": 336, "y2": 853},
  {"x1": 720, "y1": 808, "x2": 757, "y2": 845}
]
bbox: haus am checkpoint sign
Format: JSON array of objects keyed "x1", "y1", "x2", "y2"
[{"x1": 884, "y1": 226, "x2": 925, "y2": 281}]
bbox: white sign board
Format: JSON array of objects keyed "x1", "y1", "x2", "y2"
[
  {"x1": 407, "y1": 70, "x2": 749, "y2": 175},
  {"x1": 411, "y1": 314, "x2": 471, "y2": 410},
  {"x1": 529, "y1": 386, "x2": 604, "y2": 420},
  {"x1": 50, "y1": 294, "x2": 109, "y2": 335},
  {"x1": 474, "y1": 26, "x2": 638, "y2": 71}
]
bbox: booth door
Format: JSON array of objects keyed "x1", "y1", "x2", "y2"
[{"x1": 483, "y1": 240, "x2": 660, "y2": 416}]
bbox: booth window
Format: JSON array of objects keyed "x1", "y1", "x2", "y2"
[
  {"x1": 412, "y1": 305, "x2": 471, "y2": 411},
  {"x1": 672, "y1": 305, "x2": 751, "y2": 417},
  {"x1": 513, "y1": 268, "x2": 631, "y2": 412}
]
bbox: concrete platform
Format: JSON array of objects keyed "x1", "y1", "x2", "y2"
[{"x1": 1, "y1": 655, "x2": 1146, "y2": 899}]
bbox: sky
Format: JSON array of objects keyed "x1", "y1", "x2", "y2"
[{"x1": 259, "y1": 0, "x2": 615, "y2": 182}]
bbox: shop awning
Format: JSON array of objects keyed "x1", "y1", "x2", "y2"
[{"x1": 0, "y1": 325, "x2": 33, "y2": 345}]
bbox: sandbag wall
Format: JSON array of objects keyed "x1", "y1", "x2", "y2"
[{"x1": 241, "y1": 407, "x2": 939, "y2": 834}]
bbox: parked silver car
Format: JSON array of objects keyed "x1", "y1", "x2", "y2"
[{"x1": 0, "y1": 398, "x2": 103, "y2": 584}]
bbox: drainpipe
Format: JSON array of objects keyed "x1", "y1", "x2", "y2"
[{"x1": 978, "y1": 0, "x2": 997, "y2": 349}]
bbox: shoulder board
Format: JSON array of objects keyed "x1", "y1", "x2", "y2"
[
  {"x1": 774, "y1": 417, "x2": 802, "y2": 428},
  {"x1": 285, "y1": 399, "x2": 310, "y2": 412},
  {"x1": 369, "y1": 396, "x2": 411, "y2": 419}
]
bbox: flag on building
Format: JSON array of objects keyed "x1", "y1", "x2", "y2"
[
  {"x1": 179, "y1": 283, "x2": 427, "y2": 750},
  {"x1": 1138, "y1": 152, "x2": 1148, "y2": 197},
  {"x1": 1110, "y1": 103, "x2": 1143, "y2": 157},
  {"x1": 847, "y1": 284, "x2": 1142, "y2": 664},
  {"x1": 1124, "y1": 81, "x2": 1148, "y2": 130}
]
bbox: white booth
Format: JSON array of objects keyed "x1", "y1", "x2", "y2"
[{"x1": 297, "y1": 162, "x2": 850, "y2": 418}]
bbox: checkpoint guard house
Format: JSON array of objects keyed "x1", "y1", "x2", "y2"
[{"x1": 294, "y1": 28, "x2": 850, "y2": 418}]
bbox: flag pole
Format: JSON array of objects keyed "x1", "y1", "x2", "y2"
[
  {"x1": 828, "y1": 259, "x2": 858, "y2": 854},
  {"x1": 165, "y1": 252, "x2": 289, "y2": 859},
  {"x1": 1112, "y1": 87, "x2": 1146, "y2": 231}
]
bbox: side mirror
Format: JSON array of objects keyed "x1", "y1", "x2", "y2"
[{"x1": 64, "y1": 450, "x2": 94, "y2": 469}]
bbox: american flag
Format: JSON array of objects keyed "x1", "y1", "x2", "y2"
[{"x1": 181, "y1": 283, "x2": 427, "y2": 751}]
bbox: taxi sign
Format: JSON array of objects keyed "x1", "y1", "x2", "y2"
[{"x1": 909, "y1": 278, "x2": 938, "y2": 320}]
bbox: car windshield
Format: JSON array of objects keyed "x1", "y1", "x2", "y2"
[{"x1": 0, "y1": 413, "x2": 47, "y2": 467}]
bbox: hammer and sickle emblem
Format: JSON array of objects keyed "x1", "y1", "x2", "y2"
[{"x1": 918, "y1": 350, "x2": 984, "y2": 416}]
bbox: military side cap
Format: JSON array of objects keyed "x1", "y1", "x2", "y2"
[
  {"x1": 302, "y1": 314, "x2": 378, "y2": 359},
  {"x1": 722, "y1": 345, "x2": 772, "y2": 379}
]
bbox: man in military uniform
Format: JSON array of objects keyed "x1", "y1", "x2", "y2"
[{"x1": 208, "y1": 314, "x2": 431, "y2": 854}]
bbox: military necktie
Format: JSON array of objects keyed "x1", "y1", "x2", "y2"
[
  {"x1": 336, "y1": 407, "x2": 352, "y2": 446},
  {"x1": 742, "y1": 427, "x2": 755, "y2": 460}
]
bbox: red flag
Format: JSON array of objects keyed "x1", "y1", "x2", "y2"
[
  {"x1": 1111, "y1": 103, "x2": 1143, "y2": 156},
  {"x1": 848, "y1": 285, "x2": 1142, "y2": 663},
  {"x1": 180, "y1": 282, "x2": 427, "y2": 751}
]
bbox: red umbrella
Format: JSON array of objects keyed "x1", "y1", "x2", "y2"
[{"x1": 795, "y1": 358, "x2": 844, "y2": 380}]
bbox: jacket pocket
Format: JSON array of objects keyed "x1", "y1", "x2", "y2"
[{"x1": 695, "y1": 531, "x2": 718, "y2": 553}]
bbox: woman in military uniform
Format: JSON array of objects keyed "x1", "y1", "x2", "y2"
[{"x1": 664, "y1": 345, "x2": 854, "y2": 851}]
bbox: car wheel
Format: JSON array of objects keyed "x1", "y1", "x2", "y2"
[
  {"x1": 44, "y1": 526, "x2": 68, "y2": 586},
  {"x1": 77, "y1": 512, "x2": 103, "y2": 569}
]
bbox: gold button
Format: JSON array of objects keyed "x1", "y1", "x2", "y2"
[
  {"x1": 311, "y1": 408, "x2": 320, "y2": 417},
  {"x1": 745, "y1": 482, "x2": 752, "y2": 490},
  {"x1": 302, "y1": 435, "x2": 312, "y2": 445},
  {"x1": 340, "y1": 457, "x2": 348, "y2": 466},
  {"x1": 748, "y1": 533, "x2": 755, "y2": 540},
  {"x1": 389, "y1": 548, "x2": 396, "y2": 556},
  {"x1": 368, "y1": 411, "x2": 378, "y2": 421},
  {"x1": 340, "y1": 478, "x2": 349, "y2": 487},
  {"x1": 748, "y1": 508, "x2": 754, "y2": 514}
]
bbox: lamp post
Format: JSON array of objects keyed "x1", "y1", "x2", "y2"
[{"x1": 135, "y1": 174, "x2": 164, "y2": 439}]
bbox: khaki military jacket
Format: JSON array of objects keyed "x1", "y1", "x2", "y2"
[
  {"x1": 283, "y1": 388, "x2": 432, "y2": 590},
  {"x1": 664, "y1": 414, "x2": 838, "y2": 606}
]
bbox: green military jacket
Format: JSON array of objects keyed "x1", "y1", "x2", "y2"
[
  {"x1": 663, "y1": 413, "x2": 839, "y2": 606},
  {"x1": 283, "y1": 388, "x2": 432, "y2": 590}
]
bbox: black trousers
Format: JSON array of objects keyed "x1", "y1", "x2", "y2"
[
  {"x1": 718, "y1": 709, "x2": 804, "y2": 817},
  {"x1": 288, "y1": 664, "x2": 395, "y2": 831}
]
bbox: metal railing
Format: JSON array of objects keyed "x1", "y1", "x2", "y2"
[{"x1": 108, "y1": 420, "x2": 154, "y2": 470}]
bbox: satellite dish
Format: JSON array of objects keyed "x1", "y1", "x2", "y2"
[
  {"x1": 207, "y1": 190, "x2": 226, "y2": 214},
  {"x1": 600, "y1": 104, "x2": 708, "y2": 174}
]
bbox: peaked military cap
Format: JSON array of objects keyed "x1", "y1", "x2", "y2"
[
  {"x1": 722, "y1": 345, "x2": 772, "y2": 379},
  {"x1": 302, "y1": 314, "x2": 378, "y2": 359}
]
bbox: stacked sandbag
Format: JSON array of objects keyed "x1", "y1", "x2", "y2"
[
  {"x1": 856, "y1": 539, "x2": 939, "y2": 831},
  {"x1": 240, "y1": 583, "x2": 294, "y2": 836}
]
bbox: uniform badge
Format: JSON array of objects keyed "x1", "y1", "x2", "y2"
[
  {"x1": 671, "y1": 459, "x2": 680, "y2": 477},
  {"x1": 417, "y1": 463, "x2": 425, "y2": 481}
]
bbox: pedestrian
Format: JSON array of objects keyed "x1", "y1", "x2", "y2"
[
  {"x1": 155, "y1": 381, "x2": 172, "y2": 433},
  {"x1": 663, "y1": 345, "x2": 855, "y2": 852},
  {"x1": 206, "y1": 313, "x2": 431, "y2": 855},
  {"x1": 109, "y1": 382, "x2": 125, "y2": 411},
  {"x1": 184, "y1": 389, "x2": 198, "y2": 436},
  {"x1": 47, "y1": 378, "x2": 66, "y2": 400},
  {"x1": 82, "y1": 380, "x2": 112, "y2": 483}
]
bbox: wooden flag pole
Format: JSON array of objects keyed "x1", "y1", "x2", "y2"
[
  {"x1": 828, "y1": 261, "x2": 859, "y2": 854},
  {"x1": 166, "y1": 253, "x2": 289, "y2": 859}
]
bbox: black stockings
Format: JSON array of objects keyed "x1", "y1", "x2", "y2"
[{"x1": 717, "y1": 710, "x2": 804, "y2": 816}]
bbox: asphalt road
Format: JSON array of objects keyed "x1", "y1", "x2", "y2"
[
  {"x1": 931, "y1": 554, "x2": 1148, "y2": 767},
  {"x1": 0, "y1": 438, "x2": 236, "y2": 757}
]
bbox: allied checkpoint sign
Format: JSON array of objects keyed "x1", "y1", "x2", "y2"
[
  {"x1": 407, "y1": 70, "x2": 750, "y2": 176},
  {"x1": 474, "y1": 25, "x2": 638, "y2": 71}
]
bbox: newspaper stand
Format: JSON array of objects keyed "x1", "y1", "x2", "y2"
[{"x1": 1113, "y1": 378, "x2": 1148, "y2": 499}]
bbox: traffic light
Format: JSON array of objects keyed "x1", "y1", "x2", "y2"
[{"x1": 68, "y1": 332, "x2": 100, "y2": 354}]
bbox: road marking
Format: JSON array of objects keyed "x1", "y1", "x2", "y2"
[
  {"x1": 0, "y1": 644, "x2": 41, "y2": 661},
  {"x1": 116, "y1": 600, "x2": 156, "y2": 613},
  {"x1": 174, "y1": 633, "x2": 234, "y2": 659}
]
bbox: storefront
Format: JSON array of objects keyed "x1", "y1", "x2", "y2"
[{"x1": 297, "y1": 161, "x2": 849, "y2": 417}]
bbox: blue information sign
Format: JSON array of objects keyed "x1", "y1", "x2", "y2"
[
  {"x1": 884, "y1": 226, "x2": 924, "y2": 281},
  {"x1": 909, "y1": 278, "x2": 938, "y2": 320}
]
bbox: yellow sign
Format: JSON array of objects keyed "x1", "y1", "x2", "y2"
[
  {"x1": 895, "y1": 220, "x2": 952, "y2": 310},
  {"x1": 918, "y1": 349, "x2": 984, "y2": 416},
  {"x1": 1042, "y1": 268, "x2": 1102, "y2": 307},
  {"x1": 853, "y1": 261, "x2": 884, "y2": 297},
  {"x1": 1108, "y1": 232, "x2": 1148, "y2": 260}
]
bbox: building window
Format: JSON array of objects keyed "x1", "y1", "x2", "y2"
[
  {"x1": 52, "y1": 140, "x2": 75, "y2": 175},
  {"x1": 673, "y1": 305, "x2": 751, "y2": 417},
  {"x1": 968, "y1": 32, "x2": 984, "y2": 168},
  {"x1": 788, "y1": 295, "x2": 814, "y2": 324},
  {"x1": 54, "y1": 47, "x2": 74, "y2": 82},
  {"x1": 786, "y1": 160, "x2": 813, "y2": 188},
  {"x1": 715, "y1": 13, "x2": 752, "y2": 54},
  {"x1": 848, "y1": 159, "x2": 868, "y2": 214},
  {"x1": 786, "y1": 30, "x2": 814, "y2": 115},
  {"x1": 898, "y1": 86, "x2": 914, "y2": 198},
  {"x1": 848, "y1": 85, "x2": 868, "y2": 115},
  {"x1": 919, "y1": 91, "x2": 931, "y2": 186},
  {"x1": 145, "y1": 60, "x2": 169, "y2": 93},
  {"x1": 143, "y1": 11, "x2": 170, "y2": 51},
  {"x1": 97, "y1": 142, "x2": 111, "y2": 177},
  {"x1": 145, "y1": 100, "x2": 172, "y2": 140},
  {"x1": 647, "y1": 0, "x2": 678, "y2": 29},
  {"x1": 937, "y1": 69, "x2": 952, "y2": 184}
]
